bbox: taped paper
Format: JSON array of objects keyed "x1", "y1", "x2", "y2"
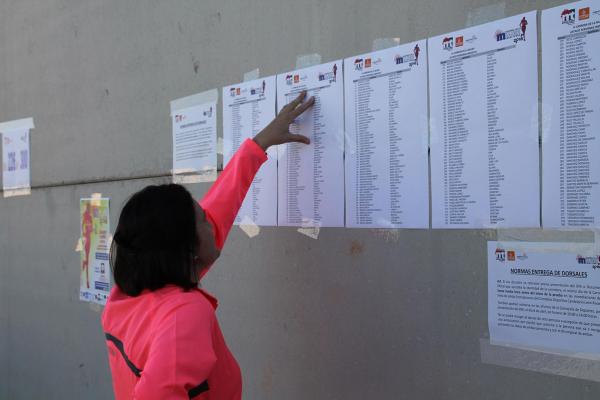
[
  {"x1": 372, "y1": 37, "x2": 401, "y2": 51},
  {"x1": 243, "y1": 68, "x2": 260, "y2": 82},
  {"x1": 1, "y1": 119, "x2": 34, "y2": 198},
  {"x1": 171, "y1": 91, "x2": 218, "y2": 184},
  {"x1": 295, "y1": 53, "x2": 322, "y2": 69},
  {"x1": 466, "y1": 3, "x2": 506, "y2": 27},
  {"x1": 90, "y1": 192, "x2": 103, "y2": 207}
]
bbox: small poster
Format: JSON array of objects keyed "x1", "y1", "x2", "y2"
[
  {"x1": 80, "y1": 198, "x2": 111, "y2": 305},
  {"x1": 1, "y1": 118, "x2": 34, "y2": 197}
]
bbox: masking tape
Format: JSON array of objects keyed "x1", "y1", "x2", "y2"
[
  {"x1": 170, "y1": 88, "x2": 219, "y2": 115},
  {"x1": 466, "y1": 3, "x2": 506, "y2": 27},
  {"x1": 90, "y1": 193, "x2": 103, "y2": 207},
  {"x1": 0, "y1": 117, "x2": 35, "y2": 132},
  {"x1": 75, "y1": 238, "x2": 83, "y2": 252},
  {"x1": 295, "y1": 53, "x2": 322, "y2": 69},
  {"x1": 372, "y1": 37, "x2": 401, "y2": 51},
  {"x1": 217, "y1": 136, "x2": 224, "y2": 156},
  {"x1": 297, "y1": 218, "x2": 321, "y2": 240},
  {"x1": 238, "y1": 215, "x2": 260, "y2": 238},
  {"x1": 480, "y1": 338, "x2": 600, "y2": 382},
  {"x1": 243, "y1": 68, "x2": 260, "y2": 82},
  {"x1": 3, "y1": 187, "x2": 31, "y2": 198},
  {"x1": 496, "y1": 229, "x2": 598, "y2": 256}
]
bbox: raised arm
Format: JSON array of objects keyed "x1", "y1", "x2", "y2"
[{"x1": 199, "y1": 91, "x2": 315, "y2": 250}]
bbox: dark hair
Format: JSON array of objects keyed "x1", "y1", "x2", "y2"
[{"x1": 110, "y1": 184, "x2": 199, "y2": 296}]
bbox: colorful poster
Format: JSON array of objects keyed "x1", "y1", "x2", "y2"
[
  {"x1": 80, "y1": 198, "x2": 111, "y2": 305},
  {"x1": 0, "y1": 118, "x2": 34, "y2": 197}
]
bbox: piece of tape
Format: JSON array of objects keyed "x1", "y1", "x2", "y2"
[
  {"x1": 495, "y1": 234, "x2": 598, "y2": 257},
  {"x1": 75, "y1": 238, "x2": 83, "y2": 252},
  {"x1": 0, "y1": 117, "x2": 35, "y2": 132},
  {"x1": 540, "y1": 101, "x2": 554, "y2": 144},
  {"x1": 465, "y1": 3, "x2": 506, "y2": 27},
  {"x1": 372, "y1": 37, "x2": 401, "y2": 51},
  {"x1": 90, "y1": 193, "x2": 103, "y2": 207},
  {"x1": 297, "y1": 218, "x2": 321, "y2": 240},
  {"x1": 243, "y1": 68, "x2": 260, "y2": 82},
  {"x1": 3, "y1": 187, "x2": 31, "y2": 198},
  {"x1": 172, "y1": 169, "x2": 217, "y2": 184},
  {"x1": 238, "y1": 216, "x2": 260, "y2": 238},
  {"x1": 480, "y1": 338, "x2": 600, "y2": 382},
  {"x1": 295, "y1": 53, "x2": 322, "y2": 69},
  {"x1": 170, "y1": 88, "x2": 219, "y2": 115},
  {"x1": 217, "y1": 136, "x2": 224, "y2": 156}
]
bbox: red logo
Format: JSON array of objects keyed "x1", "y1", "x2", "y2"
[
  {"x1": 507, "y1": 251, "x2": 515, "y2": 261},
  {"x1": 365, "y1": 58, "x2": 372, "y2": 68},
  {"x1": 456, "y1": 36, "x2": 464, "y2": 47},
  {"x1": 579, "y1": 7, "x2": 590, "y2": 20},
  {"x1": 294, "y1": 75, "x2": 300, "y2": 83},
  {"x1": 236, "y1": 88, "x2": 241, "y2": 95}
]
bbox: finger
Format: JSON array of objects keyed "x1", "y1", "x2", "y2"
[
  {"x1": 290, "y1": 96, "x2": 315, "y2": 119},
  {"x1": 283, "y1": 90, "x2": 307, "y2": 112},
  {"x1": 285, "y1": 133, "x2": 311, "y2": 145}
]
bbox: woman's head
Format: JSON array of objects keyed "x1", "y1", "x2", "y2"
[{"x1": 110, "y1": 184, "x2": 219, "y2": 296}]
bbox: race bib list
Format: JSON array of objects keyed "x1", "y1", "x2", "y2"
[
  {"x1": 542, "y1": 0, "x2": 600, "y2": 228},
  {"x1": 276, "y1": 61, "x2": 345, "y2": 227},
  {"x1": 344, "y1": 42, "x2": 429, "y2": 228},
  {"x1": 223, "y1": 76, "x2": 277, "y2": 226},
  {"x1": 430, "y1": 12, "x2": 540, "y2": 228}
]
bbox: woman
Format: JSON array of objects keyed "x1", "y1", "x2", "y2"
[{"x1": 102, "y1": 91, "x2": 314, "y2": 399}]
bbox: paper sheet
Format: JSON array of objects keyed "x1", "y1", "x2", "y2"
[
  {"x1": 344, "y1": 41, "x2": 429, "y2": 228},
  {"x1": 429, "y1": 12, "x2": 540, "y2": 228},
  {"x1": 488, "y1": 241, "x2": 600, "y2": 355},
  {"x1": 171, "y1": 94, "x2": 218, "y2": 183},
  {"x1": 222, "y1": 76, "x2": 277, "y2": 226},
  {"x1": 1, "y1": 118, "x2": 34, "y2": 197},
  {"x1": 542, "y1": 0, "x2": 600, "y2": 228},
  {"x1": 80, "y1": 198, "x2": 111, "y2": 305},
  {"x1": 276, "y1": 60, "x2": 345, "y2": 227}
]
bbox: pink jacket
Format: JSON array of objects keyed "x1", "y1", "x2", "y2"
[{"x1": 102, "y1": 139, "x2": 267, "y2": 399}]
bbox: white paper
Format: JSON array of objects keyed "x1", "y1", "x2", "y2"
[
  {"x1": 171, "y1": 101, "x2": 217, "y2": 182},
  {"x1": 344, "y1": 41, "x2": 429, "y2": 228},
  {"x1": 488, "y1": 241, "x2": 600, "y2": 355},
  {"x1": 1, "y1": 127, "x2": 31, "y2": 196},
  {"x1": 276, "y1": 61, "x2": 345, "y2": 227},
  {"x1": 542, "y1": 0, "x2": 600, "y2": 228},
  {"x1": 222, "y1": 76, "x2": 277, "y2": 226},
  {"x1": 429, "y1": 12, "x2": 540, "y2": 228}
]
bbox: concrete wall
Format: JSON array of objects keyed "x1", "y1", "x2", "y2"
[{"x1": 1, "y1": 0, "x2": 599, "y2": 398}]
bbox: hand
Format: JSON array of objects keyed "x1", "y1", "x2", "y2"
[{"x1": 253, "y1": 91, "x2": 315, "y2": 151}]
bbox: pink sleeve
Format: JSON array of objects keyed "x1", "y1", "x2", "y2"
[
  {"x1": 133, "y1": 303, "x2": 217, "y2": 400},
  {"x1": 199, "y1": 138, "x2": 268, "y2": 250}
]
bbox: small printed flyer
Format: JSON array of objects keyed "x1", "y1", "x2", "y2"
[
  {"x1": 488, "y1": 241, "x2": 600, "y2": 356},
  {"x1": 80, "y1": 198, "x2": 111, "y2": 305}
]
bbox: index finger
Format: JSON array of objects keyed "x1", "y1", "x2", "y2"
[
  {"x1": 290, "y1": 96, "x2": 315, "y2": 119},
  {"x1": 283, "y1": 90, "x2": 307, "y2": 112}
]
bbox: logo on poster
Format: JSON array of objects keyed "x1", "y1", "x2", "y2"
[
  {"x1": 495, "y1": 248, "x2": 506, "y2": 262},
  {"x1": 203, "y1": 106, "x2": 213, "y2": 117},
  {"x1": 562, "y1": 8, "x2": 576, "y2": 24},
  {"x1": 579, "y1": 7, "x2": 590, "y2": 20},
  {"x1": 577, "y1": 255, "x2": 600, "y2": 268},
  {"x1": 456, "y1": 36, "x2": 464, "y2": 47},
  {"x1": 507, "y1": 251, "x2": 515, "y2": 261},
  {"x1": 442, "y1": 36, "x2": 454, "y2": 50},
  {"x1": 174, "y1": 114, "x2": 185, "y2": 123},
  {"x1": 354, "y1": 58, "x2": 364, "y2": 70},
  {"x1": 495, "y1": 17, "x2": 528, "y2": 44},
  {"x1": 318, "y1": 63, "x2": 338, "y2": 83}
]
